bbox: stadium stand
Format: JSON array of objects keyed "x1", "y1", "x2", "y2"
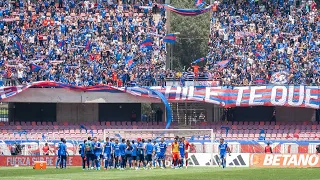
[
  {"x1": 204, "y1": 0, "x2": 320, "y2": 86},
  {"x1": 0, "y1": 0, "x2": 167, "y2": 87},
  {"x1": 0, "y1": 0, "x2": 318, "y2": 87},
  {"x1": 0, "y1": 0, "x2": 318, "y2": 156},
  {"x1": 0, "y1": 121, "x2": 320, "y2": 141}
]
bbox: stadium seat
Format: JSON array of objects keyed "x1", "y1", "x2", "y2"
[
  {"x1": 293, "y1": 133, "x2": 300, "y2": 139},
  {"x1": 46, "y1": 122, "x2": 52, "y2": 126},
  {"x1": 232, "y1": 133, "x2": 238, "y2": 139},
  {"x1": 266, "y1": 133, "x2": 271, "y2": 139},
  {"x1": 279, "y1": 125, "x2": 285, "y2": 130},
  {"x1": 283, "y1": 129, "x2": 289, "y2": 134},
  {"x1": 222, "y1": 121, "x2": 228, "y2": 126},
  {"x1": 276, "y1": 134, "x2": 282, "y2": 139},
  {"x1": 105, "y1": 121, "x2": 111, "y2": 126},
  {"x1": 1, "y1": 119, "x2": 319, "y2": 141},
  {"x1": 238, "y1": 133, "x2": 244, "y2": 139}
]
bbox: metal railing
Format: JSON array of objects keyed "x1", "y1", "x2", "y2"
[{"x1": 0, "y1": 78, "x2": 319, "y2": 88}]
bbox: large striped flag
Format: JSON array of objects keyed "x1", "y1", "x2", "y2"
[
  {"x1": 195, "y1": 0, "x2": 205, "y2": 8},
  {"x1": 58, "y1": 40, "x2": 65, "y2": 49},
  {"x1": 140, "y1": 39, "x2": 153, "y2": 50},
  {"x1": 84, "y1": 38, "x2": 92, "y2": 51},
  {"x1": 163, "y1": 34, "x2": 177, "y2": 44},
  {"x1": 252, "y1": 50, "x2": 263, "y2": 60},
  {"x1": 125, "y1": 56, "x2": 134, "y2": 67},
  {"x1": 15, "y1": 39, "x2": 26, "y2": 60},
  {"x1": 129, "y1": 61, "x2": 136, "y2": 69},
  {"x1": 216, "y1": 59, "x2": 230, "y2": 67},
  {"x1": 15, "y1": 40, "x2": 24, "y2": 55},
  {"x1": 192, "y1": 57, "x2": 206, "y2": 64},
  {"x1": 139, "y1": 6, "x2": 153, "y2": 10},
  {"x1": 30, "y1": 63, "x2": 42, "y2": 72},
  {"x1": 149, "y1": 4, "x2": 213, "y2": 16}
]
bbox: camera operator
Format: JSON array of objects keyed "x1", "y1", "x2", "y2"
[
  {"x1": 316, "y1": 145, "x2": 320, "y2": 154},
  {"x1": 10, "y1": 143, "x2": 17, "y2": 156},
  {"x1": 11, "y1": 143, "x2": 23, "y2": 156}
]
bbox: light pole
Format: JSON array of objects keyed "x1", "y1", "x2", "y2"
[{"x1": 167, "y1": 32, "x2": 180, "y2": 70}]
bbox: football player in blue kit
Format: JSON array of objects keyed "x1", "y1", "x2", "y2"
[
  {"x1": 119, "y1": 139, "x2": 127, "y2": 170},
  {"x1": 218, "y1": 138, "x2": 231, "y2": 168},
  {"x1": 145, "y1": 139, "x2": 154, "y2": 169},
  {"x1": 158, "y1": 138, "x2": 167, "y2": 169},
  {"x1": 179, "y1": 138, "x2": 185, "y2": 168},
  {"x1": 93, "y1": 137, "x2": 102, "y2": 170},
  {"x1": 85, "y1": 137, "x2": 95, "y2": 170},
  {"x1": 113, "y1": 139, "x2": 121, "y2": 169},
  {"x1": 60, "y1": 139, "x2": 68, "y2": 169},
  {"x1": 153, "y1": 141, "x2": 161, "y2": 168},
  {"x1": 103, "y1": 137, "x2": 112, "y2": 170},
  {"x1": 125, "y1": 140, "x2": 133, "y2": 169},
  {"x1": 55, "y1": 138, "x2": 64, "y2": 168},
  {"x1": 131, "y1": 140, "x2": 138, "y2": 170},
  {"x1": 137, "y1": 138, "x2": 146, "y2": 169},
  {"x1": 110, "y1": 138, "x2": 115, "y2": 168},
  {"x1": 79, "y1": 140, "x2": 87, "y2": 170}
]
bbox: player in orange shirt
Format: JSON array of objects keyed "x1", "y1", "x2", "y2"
[
  {"x1": 182, "y1": 137, "x2": 190, "y2": 168},
  {"x1": 171, "y1": 137, "x2": 180, "y2": 168}
]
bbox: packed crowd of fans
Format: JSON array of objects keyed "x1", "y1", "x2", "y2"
[
  {"x1": 0, "y1": 0, "x2": 319, "y2": 87},
  {"x1": 0, "y1": 0, "x2": 167, "y2": 87},
  {"x1": 205, "y1": 0, "x2": 320, "y2": 86}
]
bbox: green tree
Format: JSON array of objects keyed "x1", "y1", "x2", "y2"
[{"x1": 168, "y1": 0, "x2": 210, "y2": 70}]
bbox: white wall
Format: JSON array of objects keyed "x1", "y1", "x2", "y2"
[
  {"x1": 2, "y1": 88, "x2": 161, "y2": 103},
  {"x1": 56, "y1": 103, "x2": 99, "y2": 123}
]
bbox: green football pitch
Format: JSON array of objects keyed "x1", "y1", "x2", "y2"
[{"x1": 0, "y1": 167, "x2": 320, "y2": 180}]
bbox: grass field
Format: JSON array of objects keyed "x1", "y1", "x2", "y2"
[{"x1": 0, "y1": 167, "x2": 320, "y2": 180}]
